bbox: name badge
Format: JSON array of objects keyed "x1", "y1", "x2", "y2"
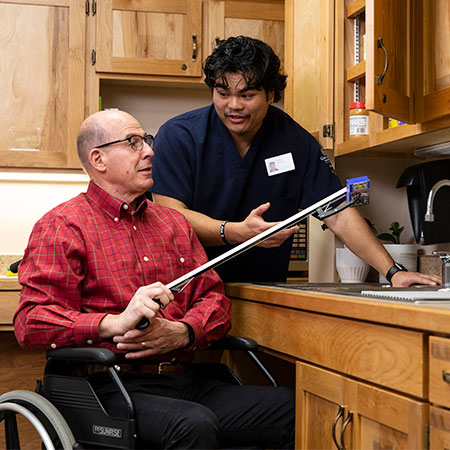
[{"x1": 265, "y1": 153, "x2": 295, "y2": 176}]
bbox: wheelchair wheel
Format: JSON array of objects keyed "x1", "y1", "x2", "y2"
[{"x1": 0, "y1": 390, "x2": 76, "y2": 450}]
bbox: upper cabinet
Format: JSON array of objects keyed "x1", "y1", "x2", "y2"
[
  {"x1": 286, "y1": 0, "x2": 450, "y2": 156},
  {"x1": 284, "y1": 0, "x2": 334, "y2": 149},
  {"x1": 0, "y1": 0, "x2": 85, "y2": 169},
  {"x1": 94, "y1": 0, "x2": 203, "y2": 77},
  {"x1": 415, "y1": 0, "x2": 450, "y2": 123},
  {"x1": 365, "y1": 0, "x2": 414, "y2": 123},
  {"x1": 203, "y1": 0, "x2": 284, "y2": 64}
]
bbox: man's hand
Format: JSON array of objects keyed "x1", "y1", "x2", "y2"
[
  {"x1": 229, "y1": 202, "x2": 298, "y2": 247},
  {"x1": 391, "y1": 271, "x2": 441, "y2": 287},
  {"x1": 113, "y1": 318, "x2": 190, "y2": 359},
  {"x1": 99, "y1": 282, "x2": 174, "y2": 339}
]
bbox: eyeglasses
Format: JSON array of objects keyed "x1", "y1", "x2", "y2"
[{"x1": 95, "y1": 134, "x2": 154, "y2": 152}]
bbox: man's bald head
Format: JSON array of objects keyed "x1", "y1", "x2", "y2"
[{"x1": 76, "y1": 110, "x2": 137, "y2": 169}]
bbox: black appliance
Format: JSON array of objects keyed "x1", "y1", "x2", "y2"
[{"x1": 397, "y1": 160, "x2": 450, "y2": 244}]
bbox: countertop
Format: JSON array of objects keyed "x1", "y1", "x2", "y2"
[{"x1": 224, "y1": 282, "x2": 450, "y2": 335}]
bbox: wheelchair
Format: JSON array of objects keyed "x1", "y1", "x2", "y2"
[{"x1": 0, "y1": 336, "x2": 277, "y2": 449}]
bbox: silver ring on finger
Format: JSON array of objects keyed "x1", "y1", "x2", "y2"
[{"x1": 141, "y1": 341, "x2": 146, "y2": 348}]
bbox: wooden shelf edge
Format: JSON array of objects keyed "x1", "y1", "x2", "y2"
[
  {"x1": 347, "y1": 0, "x2": 365, "y2": 19},
  {"x1": 335, "y1": 136, "x2": 370, "y2": 156},
  {"x1": 346, "y1": 61, "x2": 366, "y2": 83}
]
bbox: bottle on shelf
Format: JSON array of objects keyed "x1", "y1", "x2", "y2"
[{"x1": 349, "y1": 102, "x2": 369, "y2": 137}]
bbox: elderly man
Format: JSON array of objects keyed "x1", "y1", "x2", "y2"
[{"x1": 14, "y1": 110, "x2": 294, "y2": 449}]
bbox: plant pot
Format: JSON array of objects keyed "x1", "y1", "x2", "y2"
[
  {"x1": 336, "y1": 247, "x2": 370, "y2": 283},
  {"x1": 379, "y1": 243, "x2": 417, "y2": 283}
]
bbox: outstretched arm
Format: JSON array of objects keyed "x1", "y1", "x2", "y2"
[
  {"x1": 153, "y1": 193, "x2": 298, "y2": 248},
  {"x1": 324, "y1": 207, "x2": 440, "y2": 287}
]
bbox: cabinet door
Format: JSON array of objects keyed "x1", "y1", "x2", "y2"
[
  {"x1": 284, "y1": 0, "x2": 334, "y2": 150},
  {"x1": 297, "y1": 362, "x2": 427, "y2": 450},
  {"x1": 415, "y1": 0, "x2": 450, "y2": 123},
  {"x1": 0, "y1": 0, "x2": 85, "y2": 169},
  {"x1": 430, "y1": 405, "x2": 450, "y2": 450},
  {"x1": 347, "y1": 376, "x2": 427, "y2": 449},
  {"x1": 95, "y1": 0, "x2": 202, "y2": 77},
  {"x1": 296, "y1": 363, "x2": 347, "y2": 449},
  {"x1": 203, "y1": 0, "x2": 284, "y2": 64},
  {"x1": 366, "y1": 0, "x2": 414, "y2": 123}
]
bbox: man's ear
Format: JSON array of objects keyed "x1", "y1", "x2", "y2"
[
  {"x1": 268, "y1": 90, "x2": 275, "y2": 104},
  {"x1": 89, "y1": 148, "x2": 107, "y2": 172}
]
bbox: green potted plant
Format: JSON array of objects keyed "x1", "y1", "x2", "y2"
[{"x1": 376, "y1": 221, "x2": 404, "y2": 244}]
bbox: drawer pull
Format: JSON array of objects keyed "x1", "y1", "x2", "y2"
[
  {"x1": 332, "y1": 405, "x2": 344, "y2": 449},
  {"x1": 442, "y1": 370, "x2": 450, "y2": 383}
]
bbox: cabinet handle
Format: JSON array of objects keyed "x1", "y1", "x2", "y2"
[
  {"x1": 442, "y1": 370, "x2": 450, "y2": 383},
  {"x1": 332, "y1": 405, "x2": 344, "y2": 450},
  {"x1": 340, "y1": 411, "x2": 353, "y2": 450},
  {"x1": 192, "y1": 35, "x2": 197, "y2": 61},
  {"x1": 376, "y1": 38, "x2": 388, "y2": 85}
]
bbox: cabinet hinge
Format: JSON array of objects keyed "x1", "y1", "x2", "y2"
[
  {"x1": 91, "y1": 49, "x2": 96, "y2": 66},
  {"x1": 424, "y1": 423, "x2": 429, "y2": 450},
  {"x1": 85, "y1": 0, "x2": 89, "y2": 16},
  {"x1": 323, "y1": 123, "x2": 335, "y2": 139},
  {"x1": 92, "y1": 0, "x2": 96, "y2": 16}
]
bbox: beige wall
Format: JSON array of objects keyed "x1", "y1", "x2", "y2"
[{"x1": 0, "y1": 173, "x2": 89, "y2": 258}]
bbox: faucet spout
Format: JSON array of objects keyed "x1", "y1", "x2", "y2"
[{"x1": 424, "y1": 179, "x2": 450, "y2": 222}]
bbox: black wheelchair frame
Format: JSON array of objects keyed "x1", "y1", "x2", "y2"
[{"x1": 0, "y1": 336, "x2": 277, "y2": 450}]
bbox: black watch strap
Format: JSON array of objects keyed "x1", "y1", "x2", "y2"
[{"x1": 385, "y1": 262, "x2": 408, "y2": 283}]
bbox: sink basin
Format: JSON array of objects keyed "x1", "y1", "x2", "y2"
[{"x1": 250, "y1": 282, "x2": 449, "y2": 302}]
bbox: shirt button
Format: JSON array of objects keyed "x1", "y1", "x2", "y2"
[
  {"x1": 133, "y1": 226, "x2": 137, "y2": 231},
  {"x1": 114, "y1": 217, "x2": 119, "y2": 222},
  {"x1": 50, "y1": 343, "x2": 56, "y2": 349},
  {"x1": 180, "y1": 257, "x2": 185, "y2": 263},
  {"x1": 143, "y1": 256, "x2": 149, "y2": 262},
  {"x1": 86, "y1": 339, "x2": 93, "y2": 345},
  {"x1": 123, "y1": 204, "x2": 129, "y2": 210}
]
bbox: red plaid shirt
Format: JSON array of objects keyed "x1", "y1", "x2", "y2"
[{"x1": 14, "y1": 182, "x2": 231, "y2": 361}]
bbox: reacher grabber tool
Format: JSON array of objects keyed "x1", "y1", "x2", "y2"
[{"x1": 136, "y1": 185, "x2": 361, "y2": 329}]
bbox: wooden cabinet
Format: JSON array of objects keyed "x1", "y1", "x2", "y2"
[
  {"x1": 226, "y1": 282, "x2": 450, "y2": 450},
  {"x1": 297, "y1": 362, "x2": 427, "y2": 450},
  {"x1": 0, "y1": 0, "x2": 85, "y2": 169},
  {"x1": 415, "y1": 0, "x2": 450, "y2": 124},
  {"x1": 94, "y1": 0, "x2": 203, "y2": 77},
  {"x1": 429, "y1": 336, "x2": 450, "y2": 447},
  {"x1": 285, "y1": 0, "x2": 450, "y2": 156},
  {"x1": 202, "y1": 0, "x2": 284, "y2": 64},
  {"x1": 87, "y1": 0, "x2": 285, "y2": 115}
]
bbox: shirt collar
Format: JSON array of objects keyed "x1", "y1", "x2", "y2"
[{"x1": 86, "y1": 181, "x2": 148, "y2": 218}]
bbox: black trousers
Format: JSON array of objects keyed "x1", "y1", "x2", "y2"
[{"x1": 90, "y1": 368, "x2": 295, "y2": 449}]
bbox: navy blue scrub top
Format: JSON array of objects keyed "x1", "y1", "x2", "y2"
[{"x1": 150, "y1": 104, "x2": 342, "y2": 282}]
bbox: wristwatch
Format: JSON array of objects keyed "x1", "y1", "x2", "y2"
[{"x1": 385, "y1": 262, "x2": 408, "y2": 284}]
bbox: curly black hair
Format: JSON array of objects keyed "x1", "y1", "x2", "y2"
[{"x1": 203, "y1": 36, "x2": 287, "y2": 103}]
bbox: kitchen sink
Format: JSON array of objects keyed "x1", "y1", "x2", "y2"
[{"x1": 250, "y1": 282, "x2": 450, "y2": 302}]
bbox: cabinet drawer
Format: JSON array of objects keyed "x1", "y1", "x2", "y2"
[
  {"x1": 430, "y1": 336, "x2": 450, "y2": 408},
  {"x1": 0, "y1": 291, "x2": 20, "y2": 324},
  {"x1": 231, "y1": 298, "x2": 425, "y2": 397}
]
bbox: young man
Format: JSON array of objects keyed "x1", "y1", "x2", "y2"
[
  {"x1": 150, "y1": 36, "x2": 440, "y2": 287},
  {"x1": 14, "y1": 110, "x2": 295, "y2": 449}
]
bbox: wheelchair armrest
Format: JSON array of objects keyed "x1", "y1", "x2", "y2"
[
  {"x1": 209, "y1": 336, "x2": 258, "y2": 351},
  {"x1": 46, "y1": 347, "x2": 116, "y2": 367},
  {"x1": 209, "y1": 336, "x2": 278, "y2": 387}
]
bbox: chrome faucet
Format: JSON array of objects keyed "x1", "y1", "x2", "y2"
[
  {"x1": 433, "y1": 251, "x2": 450, "y2": 289},
  {"x1": 424, "y1": 179, "x2": 450, "y2": 222}
]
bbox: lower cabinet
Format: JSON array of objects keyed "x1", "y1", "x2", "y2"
[{"x1": 296, "y1": 362, "x2": 427, "y2": 449}]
